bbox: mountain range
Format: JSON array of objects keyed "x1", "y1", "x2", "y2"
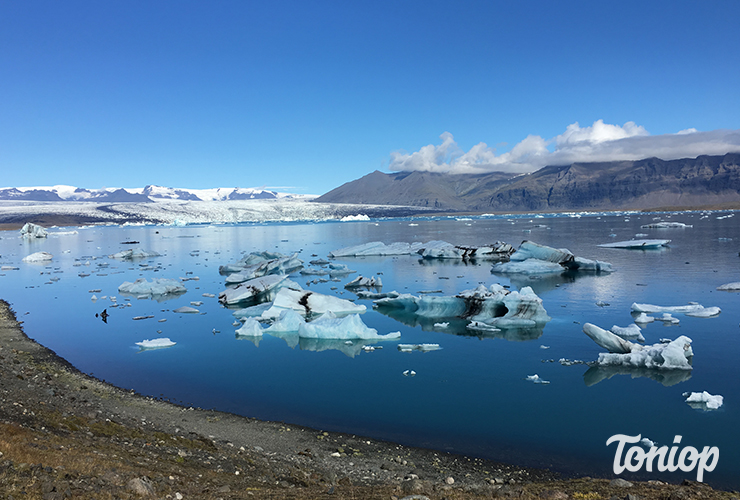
[
  {"x1": 315, "y1": 153, "x2": 740, "y2": 211},
  {"x1": 0, "y1": 185, "x2": 306, "y2": 203}
]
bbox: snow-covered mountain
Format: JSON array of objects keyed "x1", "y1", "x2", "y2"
[{"x1": 0, "y1": 184, "x2": 310, "y2": 202}]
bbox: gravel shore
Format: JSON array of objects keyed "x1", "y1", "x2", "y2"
[{"x1": 0, "y1": 299, "x2": 735, "y2": 499}]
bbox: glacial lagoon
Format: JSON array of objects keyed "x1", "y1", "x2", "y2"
[{"x1": 2, "y1": 211, "x2": 739, "y2": 488}]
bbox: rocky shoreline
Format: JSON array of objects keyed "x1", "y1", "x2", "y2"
[{"x1": 0, "y1": 299, "x2": 736, "y2": 499}]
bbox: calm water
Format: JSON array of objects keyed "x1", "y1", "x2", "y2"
[{"x1": 1, "y1": 212, "x2": 739, "y2": 488}]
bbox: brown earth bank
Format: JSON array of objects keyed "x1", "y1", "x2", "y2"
[{"x1": 0, "y1": 302, "x2": 737, "y2": 499}]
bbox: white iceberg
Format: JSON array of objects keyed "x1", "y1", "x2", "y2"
[
  {"x1": 640, "y1": 222, "x2": 692, "y2": 229},
  {"x1": 218, "y1": 274, "x2": 289, "y2": 305},
  {"x1": 20, "y1": 222, "x2": 47, "y2": 238},
  {"x1": 235, "y1": 318, "x2": 264, "y2": 337},
  {"x1": 22, "y1": 251, "x2": 53, "y2": 263},
  {"x1": 118, "y1": 278, "x2": 187, "y2": 297},
  {"x1": 136, "y1": 338, "x2": 176, "y2": 349},
  {"x1": 263, "y1": 309, "x2": 305, "y2": 333},
  {"x1": 584, "y1": 323, "x2": 693, "y2": 370},
  {"x1": 329, "y1": 241, "x2": 424, "y2": 257},
  {"x1": 631, "y1": 302, "x2": 720, "y2": 317},
  {"x1": 374, "y1": 284, "x2": 550, "y2": 328},
  {"x1": 656, "y1": 313, "x2": 680, "y2": 324},
  {"x1": 345, "y1": 275, "x2": 383, "y2": 288},
  {"x1": 173, "y1": 306, "x2": 199, "y2": 314},
  {"x1": 598, "y1": 239, "x2": 671, "y2": 249},
  {"x1": 492, "y1": 241, "x2": 612, "y2": 275},
  {"x1": 219, "y1": 251, "x2": 303, "y2": 279},
  {"x1": 340, "y1": 214, "x2": 370, "y2": 221},
  {"x1": 109, "y1": 248, "x2": 161, "y2": 260},
  {"x1": 418, "y1": 240, "x2": 514, "y2": 261},
  {"x1": 684, "y1": 391, "x2": 723, "y2": 410},
  {"x1": 526, "y1": 374, "x2": 550, "y2": 384},
  {"x1": 297, "y1": 312, "x2": 400, "y2": 340},
  {"x1": 397, "y1": 343, "x2": 441, "y2": 352},
  {"x1": 260, "y1": 287, "x2": 366, "y2": 319},
  {"x1": 610, "y1": 324, "x2": 645, "y2": 342},
  {"x1": 717, "y1": 282, "x2": 740, "y2": 291},
  {"x1": 634, "y1": 313, "x2": 654, "y2": 324}
]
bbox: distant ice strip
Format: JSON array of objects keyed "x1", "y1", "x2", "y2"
[
  {"x1": 631, "y1": 302, "x2": 720, "y2": 317},
  {"x1": 598, "y1": 239, "x2": 670, "y2": 249}
]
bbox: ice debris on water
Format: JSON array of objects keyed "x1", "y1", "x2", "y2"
[
  {"x1": 402, "y1": 370, "x2": 416, "y2": 377},
  {"x1": 20, "y1": 222, "x2": 48, "y2": 238},
  {"x1": 526, "y1": 374, "x2": 550, "y2": 384},
  {"x1": 345, "y1": 275, "x2": 382, "y2": 289},
  {"x1": 109, "y1": 248, "x2": 160, "y2": 260},
  {"x1": 683, "y1": 391, "x2": 723, "y2": 410},
  {"x1": 118, "y1": 278, "x2": 187, "y2": 298},
  {"x1": 583, "y1": 323, "x2": 693, "y2": 370},
  {"x1": 631, "y1": 302, "x2": 720, "y2": 318},
  {"x1": 135, "y1": 338, "x2": 176, "y2": 349},
  {"x1": 598, "y1": 239, "x2": 670, "y2": 249},
  {"x1": 418, "y1": 240, "x2": 515, "y2": 261},
  {"x1": 610, "y1": 324, "x2": 645, "y2": 342},
  {"x1": 220, "y1": 251, "x2": 303, "y2": 282},
  {"x1": 433, "y1": 322, "x2": 449, "y2": 328},
  {"x1": 298, "y1": 312, "x2": 399, "y2": 340},
  {"x1": 717, "y1": 282, "x2": 740, "y2": 291},
  {"x1": 640, "y1": 438, "x2": 656, "y2": 448},
  {"x1": 491, "y1": 240, "x2": 612, "y2": 275},
  {"x1": 218, "y1": 275, "x2": 290, "y2": 305},
  {"x1": 22, "y1": 251, "x2": 53, "y2": 263},
  {"x1": 656, "y1": 313, "x2": 680, "y2": 324},
  {"x1": 634, "y1": 313, "x2": 654, "y2": 324},
  {"x1": 260, "y1": 287, "x2": 366, "y2": 319},
  {"x1": 640, "y1": 222, "x2": 692, "y2": 229},
  {"x1": 397, "y1": 343, "x2": 441, "y2": 352},
  {"x1": 339, "y1": 214, "x2": 370, "y2": 221},
  {"x1": 173, "y1": 306, "x2": 199, "y2": 314}
]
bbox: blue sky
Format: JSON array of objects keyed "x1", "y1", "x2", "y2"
[{"x1": 1, "y1": 1, "x2": 739, "y2": 194}]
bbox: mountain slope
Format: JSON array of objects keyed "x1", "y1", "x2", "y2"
[{"x1": 316, "y1": 153, "x2": 740, "y2": 211}]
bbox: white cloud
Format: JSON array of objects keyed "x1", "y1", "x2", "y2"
[{"x1": 388, "y1": 121, "x2": 740, "y2": 174}]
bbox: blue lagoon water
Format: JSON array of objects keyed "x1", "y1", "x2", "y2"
[{"x1": 1, "y1": 212, "x2": 739, "y2": 488}]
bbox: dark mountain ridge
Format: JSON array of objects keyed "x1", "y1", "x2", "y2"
[{"x1": 316, "y1": 153, "x2": 740, "y2": 211}]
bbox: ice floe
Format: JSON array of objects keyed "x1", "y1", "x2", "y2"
[
  {"x1": 173, "y1": 306, "x2": 199, "y2": 314},
  {"x1": 297, "y1": 312, "x2": 400, "y2": 340},
  {"x1": 640, "y1": 222, "x2": 692, "y2": 229},
  {"x1": 118, "y1": 278, "x2": 187, "y2": 299},
  {"x1": 260, "y1": 287, "x2": 366, "y2": 319},
  {"x1": 218, "y1": 274, "x2": 290, "y2": 305},
  {"x1": 684, "y1": 391, "x2": 723, "y2": 410},
  {"x1": 634, "y1": 313, "x2": 655, "y2": 324},
  {"x1": 631, "y1": 302, "x2": 720, "y2": 317},
  {"x1": 344, "y1": 276, "x2": 382, "y2": 289},
  {"x1": 418, "y1": 240, "x2": 514, "y2": 261},
  {"x1": 235, "y1": 318, "x2": 264, "y2": 337},
  {"x1": 491, "y1": 241, "x2": 612, "y2": 275},
  {"x1": 583, "y1": 323, "x2": 693, "y2": 370},
  {"x1": 329, "y1": 241, "x2": 424, "y2": 257},
  {"x1": 219, "y1": 251, "x2": 303, "y2": 280},
  {"x1": 526, "y1": 374, "x2": 550, "y2": 384},
  {"x1": 135, "y1": 338, "x2": 176, "y2": 349},
  {"x1": 397, "y1": 343, "x2": 441, "y2": 352},
  {"x1": 374, "y1": 284, "x2": 550, "y2": 329},
  {"x1": 20, "y1": 222, "x2": 48, "y2": 238},
  {"x1": 598, "y1": 239, "x2": 670, "y2": 249},
  {"x1": 716, "y1": 282, "x2": 740, "y2": 291},
  {"x1": 109, "y1": 248, "x2": 161, "y2": 260},
  {"x1": 22, "y1": 251, "x2": 53, "y2": 263},
  {"x1": 610, "y1": 324, "x2": 645, "y2": 342}
]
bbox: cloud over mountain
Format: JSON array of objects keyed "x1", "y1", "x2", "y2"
[{"x1": 389, "y1": 121, "x2": 740, "y2": 174}]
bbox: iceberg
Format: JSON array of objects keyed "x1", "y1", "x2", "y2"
[
  {"x1": 631, "y1": 302, "x2": 720, "y2": 317},
  {"x1": 297, "y1": 312, "x2": 400, "y2": 340},
  {"x1": 640, "y1": 222, "x2": 692, "y2": 229},
  {"x1": 418, "y1": 240, "x2": 515, "y2": 261},
  {"x1": 397, "y1": 343, "x2": 441, "y2": 352},
  {"x1": 20, "y1": 222, "x2": 47, "y2": 238},
  {"x1": 584, "y1": 323, "x2": 693, "y2": 370},
  {"x1": 610, "y1": 324, "x2": 645, "y2": 342},
  {"x1": 260, "y1": 287, "x2": 366, "y2": 319},
  {"x1": 355, "y1": 290, "x2": 400, "y2": 300},
  {"x1": 235, "y1": 318, "x2": 264, "y2": 337},
  {"x1": 492, "y1": 241, "x2": 612, "y2": 275},
  {"x1": 717, "y1": 282, "x2": 740, "y2": 291},
  {"x1": 598, "y1": 239, "x2": 671, "y2": 249},
  {"x1": 218, "y1": 274, "x2": 289, "y2": 305},
  {"x1": 684, "y1": 391, "x2": 723, "y2": 410},
  {"x1": 634, "y1": 313, "x2": 654, "y2": 324},
  {"x1": 118, "y1": 278, "x2": 187, "y2": 298},
  {"x1": 374, "y1": 284, "x2": 550, "y2": 328},
  {"x1": 526, "y1": 374, "x2": 550, "y2": 384},
  {"x1": 109, "y1": 248, "x2": 161, "y2": 260},
  {"x1": 344, "y1": 275, "x2": 383, "y2": 289},
  {"x1": 327, "y1": 263, "x2": 356, "y2": 277},
  {"x1": 329, "y1": 241, "x2": 424, "y2": 257},
  {"x1": 135, "y1": 338, "x2": 176, "y2": 349},
  {"x1": 173, "y1": 306, "x2": 199, "y2": 314},
  {"x1": 22, "y1": 251, "x2": 53, "y2": 263},
  {"x1": 219, "y1": 251, "x2": 303, "y2": 279}
]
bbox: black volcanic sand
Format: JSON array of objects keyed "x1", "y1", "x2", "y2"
[{"x1": 1, "y1": 301, "x2": 737, "y2": 499}]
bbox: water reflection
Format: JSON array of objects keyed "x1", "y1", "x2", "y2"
[{"x1": 583, "y1": 365, "x2": 692, "y2": 387}]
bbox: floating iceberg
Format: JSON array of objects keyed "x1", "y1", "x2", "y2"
[
  {"x1": 233, "y1": 302, "x2": 273, "y2": 319},
  {"x1": 684, "y1": 391, "x2": 723, "y2": 410},
  {"x1": 260, "y1": 287, "x2": 366, "y2": 319},
  {"x1": 583, "y1": 323, "x2": 693, "y2": 370},
  {"x1": 20, "y1": 222, "x2": 47, "y2": 238},
  {"x1": 397, "y1": 343, "x2": 441, "y2": 352},
  {"x1": 374, "y1": 284, "x2": 550, "y2": 329},
  {"x1": 640, "y1": 222, "x2": 692, "y2": 229},
  {"x1": 136, "y1": 338, "x2": 176, "y2": 349},
  {"x1": 327, "y1": 263, "x2": 356, "y2": 277},
  {"x1": 118, "y1": 278, "x2": 187, "y2": 298},
  {"x1": 263, "y1": 309, "x2": 305, "y2": 333},
  {"x1": 235, "y1": 318, "x2": 264, "y2": 337},
  {"x1": 22, "y1": 251, "x2": 53, "y2": 263},
  {"x1": 492, "y1": 241, "x2": 612, "y2": 275},
  {"x1": 610, "y1": 324, "x2": 645, "y2": 342},
  {"x1": 173, "y1": 306, "x2": 199, "y2": 314},
  {"x1": 219, "y1": 251, "x2": 303, "y2": 279},
  {"x1": 634, "y1": 313, "x2": 654, "y2": 324},
  {"x1": 418, "y1": 240, "x2": 515, "y2": 261},
  {"x1": 717, "y1": 282, "x2": 740, "y2": 291},
  {"x1": 340, "y1": 214, "x2": 370, "y2": 221},
  {"x1": 526, "y1": 374, "x2": 550, "y2": 384},
  {"x1": 109, "y1": 248, "x2": 161, "y2": 260},
  {"x1": 631, "y1": 302, "x2": 720, "y2": 317},
  {"x1": 297, "y1": 312, "x2": 400, "y2": 340},
  {"x1": 329, "y1": 241, "x2": 424, "y2": 257},
  {"x1": 345, "y1": 275, "x2": 383, "y2": 289},
  {"x1": 355, "y1": 290, "x2": 400, "y2": 300},
  {"x1": 218, "y1": 274, "x2": 290, "y2": 306},
  {"x1": 598, "y1": 239, "x2": 671, "y2": 249}
]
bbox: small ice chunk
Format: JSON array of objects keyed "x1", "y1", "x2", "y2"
[
  {"x1": 634, "y1": 313, "x2": 655, "y2": 324},
  {"x1": 610, "y1": 324, "x2": 645, "y2": 342},
  {"x1": 397, "y1": 343, "x2": 441, "y2": 352},
  {"x1": 118, "y1": 278, "x2": 187, "y2": 298},
  {"x1": 595, "y1": 300, "x2": 610, "y2": 307},
  {"x1": 640, "y1": 222, "x2": 692, "y2": 228},
  {"x1": 173, "y1": 306, "x2": 199, "y2": 314},
  {"x1": 109, "y1": 248, "x2": 160, "y2": 260},
  {"x1": 135, "y1": 338, "x2": 175, "y2": 349},
  {"x1": 345, "y1": 275, "x2": 382, "y2": 288},
  {"x1": 236, "y1": 318, "x2": 264, "y2": 337},
  {"x1": 717, "y1": 282, "x2": 740, "y2": 291},
  {"x1": 20, "y1": 222, "x2": 47, "y2": 238},
  {"x1": 632, "y1": 302, "x2": 720, "y2": 317},
  {"x1": 190, "y1": 301, "x2": 203, "y2": 306},
  {"x1": 684, "y1": 391, "x2": 723, "y2": 410},
  {"x1": 526, "y1": 374, "x2": 550, "y2": 384},
  {"x1": 218, "y1": 274, "x2": 289, "y2": 305},
  {"x1": 598, "y1": 239, "x2": 670, "y2": 249},
  {"x1": 433, "y1": 322, "x2": 449, "y2": 328},
  {"x1": 540, "y1": 345, "x2": 550, "y2": 349},
  {"x1": 640, "y1": 438, "x2": 655, "y2": 448},
  {"x1": 583, "y1": 323, "x2": 634, "y2": 353},
  {"x1": 22, "y1": 251, "x2": 53, "y2": 263},
  {"x1": 656, "y1": 313, "x2": 680, "y2": 324},
  {"x1": 402, "y1": 370, "x2": 416, "y2": 376}
]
